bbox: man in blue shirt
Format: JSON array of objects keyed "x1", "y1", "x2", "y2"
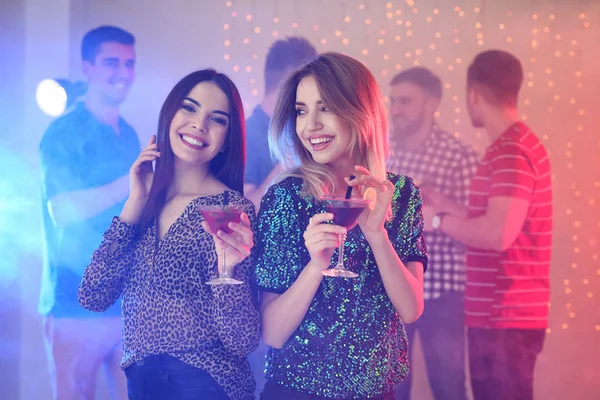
[
  {"x1": 39, "y1": 25, "x2": 140, "y2": 400},
  {"x1": 244, "y1": 37, "x2": 317, "y2": 209}
]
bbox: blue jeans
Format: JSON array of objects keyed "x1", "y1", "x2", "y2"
[
  {"x1": 248, "y1": 339, "x2": 269, "y2": 396},
  {"x1": 395, "y1": 291, "x2": 467, "y2": 400},
  {"x1": 125, "y1": 354, "x2": 229, "y2": 400},
  {"x1": 468, "y1": 328, "x2": 545, "y2": 400}
]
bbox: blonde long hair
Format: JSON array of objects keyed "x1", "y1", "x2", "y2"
[{"x1": 269, "y1": 52, "x2": 389, "y2": 198}]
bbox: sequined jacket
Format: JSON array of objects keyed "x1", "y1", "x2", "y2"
[{"x1": 255, "y1": 174, "x2": 428, "y2": 398}]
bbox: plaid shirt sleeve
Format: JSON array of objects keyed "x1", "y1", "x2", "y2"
[{"x1": 456, "y1": 147, "x2": 481, "y2": 205}]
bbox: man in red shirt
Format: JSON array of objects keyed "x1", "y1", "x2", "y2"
[{"x1": 421, "y1": 50, "x2": 552, "y2": 400}]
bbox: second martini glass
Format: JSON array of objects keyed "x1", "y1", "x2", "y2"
[
  {"x1": 198, "y1": 205, "x2": 244, "y2": 285},
  {"x1": 320, "y1": 196, "x2": 370, "y2": 278}
]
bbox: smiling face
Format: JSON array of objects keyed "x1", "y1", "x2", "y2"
[
  {"x1": 294, "y1": 76, "x2": 353, "y2": 172},
  {"x1": 82, "y1": 42, "x2": 136, "y2": 106},
  {"x1": 168, "y1": 81, "x2": 230, "y2": 167},
  {"x1": 388, "y1": 82, "x2": 437, "y2": 138}
]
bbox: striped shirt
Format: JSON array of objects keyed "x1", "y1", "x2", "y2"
[{"x1": 465, "y1": 122, "x2": 552, "y2": 329}]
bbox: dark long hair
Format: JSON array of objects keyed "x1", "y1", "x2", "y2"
[{"x1": 139, "y1": 69, "x2": 246, "y2": 230}]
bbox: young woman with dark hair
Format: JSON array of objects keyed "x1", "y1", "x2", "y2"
[{"x1": 79, "y1": 69, "x2": 259, "y2": 400}]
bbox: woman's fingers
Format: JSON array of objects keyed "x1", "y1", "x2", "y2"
[
  {"x1": 136, "y1": 152, "x2": 160, "y2": 162},
  {"x1": 221, "y1": 226, "x2": 254, "y2": 249},
  {"x1": 202, "y1": 210, "x2": 255, "y2": 260},
  {"x1": 350, "y1": 175, "x2": 387, "y2": 191},
  {"x1": 143, "y1": 142, "x2": 158, "y2": 150},
  {"x1": 204, "y1": 222, "x2": 252, "y2": 260},
  {"x1": 344, "y1": 167, "x2": 392, "y2": 194},
  {"x1": 139, "y1": 147, "x2": 160, "y2": 157},
  {"x1": 147, "y1": 134, "x2": 156, "y2": 147},
  {"x1": 133, "y1": 148, "x2": 160, "y2": 163},
  {"x1": 239, "y1": 212, "x2": 251, "y2": 226},
  {"x1": 354, "y1": 165, "x2": 371, "y2": 175},
  {"x1": 305, "y1": 219, "x2": 346, "y2": 238},
  {"x1": 218, "y1": 231, "x2": 252, "y2": 255},
  {"x1": 131, "y1": 153, "x2": 160, "y2": 172},
  {"x1": 307, "y1": 213, "x2": 346, "y2": 233},
  {"x1": 308, "y1": 212, "x2": 334, "y2": 227},
  {"x1": 224, "y1": 213, "x2": 254, "y2": 246},
  {"x1": 304, "y1": 213, "x2": 345, "y2": 249},
  {"x1": 228, "y1": 213, "x2": 252, "y2": 235},
  {"x1": 201, "y1": 221, "x2": 216, "y2": 236},
  {"x1": 312, "y1": 240, "x2": 341, "y2": 252},
  {"x1": 304, "y1": 231, "x2": 342, "y2": 245},
  {"x1": 138, "y1": 136, "x2": 158, "y2": 153}
]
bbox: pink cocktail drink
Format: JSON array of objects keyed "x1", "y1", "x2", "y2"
[
  {"x1": 320, "y1": 197, "x2": 370, "y2": 278},
  {"x1": 326, "y1": 202, "x2": 366, "y2": 229},
  {"x1": 198, "y1": 205, "x2": 244, "y2": 285},
  {"x1": 200, "y1": 206, "x2": 242, "y2": 234}
]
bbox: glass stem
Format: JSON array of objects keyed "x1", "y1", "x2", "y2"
[
  {"x1": 336, "y1": 234, "x2": 346, "y2": 269},
  {"x1": 221, "y1": 247, "x2": 228, "y2": 277}
]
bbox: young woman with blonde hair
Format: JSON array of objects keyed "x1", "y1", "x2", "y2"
[{"x1": 255, "y1": 52, "x2": 428, "y2": 399}]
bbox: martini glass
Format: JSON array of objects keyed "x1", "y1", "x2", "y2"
[
  {"x1": 199, "y1": 205, "x2": 244, "y2": 285},
  {"x1": 320, "y1": 196, "x2": 370, "y2": 278}
]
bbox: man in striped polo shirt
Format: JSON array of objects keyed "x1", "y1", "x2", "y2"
[{"x1": 423, "y1": 50, "x2": 552, "y2": 400}]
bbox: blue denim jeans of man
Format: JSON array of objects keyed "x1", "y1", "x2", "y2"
[
  {"x1": 468, "y1": 328, "x2": 545, "y2": 400},
  {"x1": 394, "y1": 291, "x2": 467, "y2": 400}
]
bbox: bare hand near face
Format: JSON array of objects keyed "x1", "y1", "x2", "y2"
[
  {"x1": 421, "y1": 205, "x2": 435, "y2": 232},
  {"x1": 129, "y1": 135, "x2": 160, "y2": 202},
  {"x1": 420, "y1": 185, "x2": 445, "y2": 208},
  {"x1": 346, "y1": 165, "x2": 395, "y2": 235}
]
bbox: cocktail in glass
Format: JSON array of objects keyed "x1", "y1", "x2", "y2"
[
  {"x1": 199, "y1": 205, "x2": 244, "y2": 285},
  {"x1": 320, "y1": 197, "x2": 370, "y2": 278}
]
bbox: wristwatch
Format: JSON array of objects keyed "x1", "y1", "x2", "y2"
[{"x1": 431, "y1": 213, "x2": 447, "y2": 231}]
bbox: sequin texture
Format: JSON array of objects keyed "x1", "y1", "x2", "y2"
[{"x1": 255, "y1": 173, "x2": 428, "y2": 398}]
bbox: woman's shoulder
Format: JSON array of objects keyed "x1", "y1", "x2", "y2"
[
  {"x1": 386, "y1": 172, "x2": 415, "y2": 191},
  {"x1": 260, "y1": 176, "x2": 314, "y2": 218},
  {"x1": 226, "y1": 189, "x2": 255, "y2": 208},
  {"x1": 386, "y1": 173, "x2": 421, "y2": 216},
  {"x1": 266, "y1": 176, "x2": 304, "y2": 198}
]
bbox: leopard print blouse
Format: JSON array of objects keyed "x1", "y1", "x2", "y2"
[{"x1": 78, "y1": 190, "x2": 260, "y2": 400}]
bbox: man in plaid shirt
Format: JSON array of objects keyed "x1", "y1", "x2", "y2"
[{"x1": 388, "y1": 67, "x2": 480, "y2": 400}]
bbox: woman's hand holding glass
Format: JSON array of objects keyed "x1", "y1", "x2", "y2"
[
  {"x1": 202, "y1": 212, "x2": 254, "y2": 278},
  {"x1": 303, "y1": 213, "x2": 347, "y2": 272}
]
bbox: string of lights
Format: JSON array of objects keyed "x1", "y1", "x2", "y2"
[{"x1": 219, "y1": 0, "x2": 599, "y2": 336}]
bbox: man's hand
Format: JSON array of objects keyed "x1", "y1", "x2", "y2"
[
  {"x1": 421, "y1": 205, "x2": 434, "y2": 232},
  {"x1": 420, "y1": 185, "x2": 468, "y2": 219}
]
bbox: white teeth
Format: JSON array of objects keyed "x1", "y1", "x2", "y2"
[
  {"x1": 182, "y1": 135, "x2": 206, "y2": 147},
  {"x1": 310, "y1": 137, "x2": 333, "y2": 145}
]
